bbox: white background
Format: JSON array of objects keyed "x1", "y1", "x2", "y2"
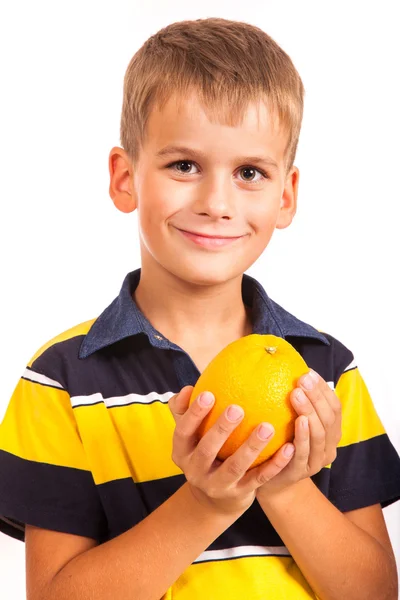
[{"x1": 1, "y1": 0, "x2": 399, "y2": 597}]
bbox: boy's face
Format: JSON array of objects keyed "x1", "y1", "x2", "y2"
[{"x1": 110, "y1": 90, "x2": 298, "y2": 286}]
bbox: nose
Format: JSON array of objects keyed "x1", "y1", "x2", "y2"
[{"x1": 191, "y1": 174, "x2": 237, "y2": 220}]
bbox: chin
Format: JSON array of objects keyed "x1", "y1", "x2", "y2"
[{"x1": 162, "y1": 257, "x2": 248, "y2": 287}]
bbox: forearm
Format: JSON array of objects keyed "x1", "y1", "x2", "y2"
[
  {"x1": 46, "y1": 482, "x2": 239, "y2": 600},
  {"x1": 257, "y1": 478, "x2": 397, "y2": 600}
]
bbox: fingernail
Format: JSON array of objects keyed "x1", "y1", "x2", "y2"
[
  {"x1": 258, "y1": 423, "x2": 274, "y2": 440},
  {"x1": 284, "y1": 444, "x2": 295, "y2": 457},
  {"x1": 226, "y1": 405, "x2": 244, "y2": 422},
  {"x1": 309, "y1": 369, "x2": 319, "y2": 383},
  {"x1": 295, "y1": 389, "x2": 307, "y2": 403},
  {"x1": 198, "y1": 392, "x2": 214, "y2": 407},
  {"x1": 301, "y1": 374, "x2": 314, "y2": 390}
]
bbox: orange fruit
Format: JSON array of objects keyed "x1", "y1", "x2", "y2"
[{"x1": 189, "y1": 334, "x2": 309, "y2": 468}]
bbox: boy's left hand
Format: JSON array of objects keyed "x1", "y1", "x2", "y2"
[{"x1": 254, "y1": 369, "x2": 342, "y2": 498}]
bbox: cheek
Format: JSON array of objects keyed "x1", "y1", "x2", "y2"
[
  {"x1": 137, "y1": 180, "x2": 168, "y2": 227},
  {"x1": 136, "y1": 179, "x2": 183, "y2": 253},
  {"x1": 138, "y1": 173, "x2": 191, "y2": 228},
  {"x1": 247, "y1": 201, "x2": 280, "y2": 236}
]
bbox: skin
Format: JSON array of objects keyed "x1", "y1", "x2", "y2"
[
  {"x1": 25, "y1": 90, "x2": 398, "y2": 600},
  {"x1": 108, "y1": 90, "x2": 298, "y2": 358}
]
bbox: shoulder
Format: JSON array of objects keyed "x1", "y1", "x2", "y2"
[
  {"x1": 28, "y1": 318, "x2": 96, "y2": 367},
  {"x1": 314, "y1": 331, "x2": 356, "y2": 383},
  {"x1": 26, "y1": 318, "x2": 97, "y2": 391},
  {"x1": 280, "y1": 317, "x2": 357, "y2": 388},
  {"x1": 262, "y1": 293, "x2": 355, "y2": 385}
]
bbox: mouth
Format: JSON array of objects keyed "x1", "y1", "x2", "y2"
[{"x1": 175, "y1": 227, "x2": 247, "y2": 249}]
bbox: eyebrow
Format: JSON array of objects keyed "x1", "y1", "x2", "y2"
[{"x1": 155, "y1": 145, "x2": 280, "y2": 172}]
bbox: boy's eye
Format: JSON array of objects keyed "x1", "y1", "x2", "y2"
[
  {"x1": 167, "y1": 160, "x2": 268, "y2": 184},
  {"x1": 172, "y1": 160, "x2": 196, "y2": 175},
  {"x1": 238, "y1": 166, "x2": 267, "y2": 183}
]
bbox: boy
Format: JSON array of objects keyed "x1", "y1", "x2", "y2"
[{"x1": 1, "y1": 16, "x2": 400, "y2": 600}]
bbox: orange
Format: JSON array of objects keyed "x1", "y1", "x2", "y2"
[{"x1": 189, "y1": 334, "x2": 309, "y2": 468}]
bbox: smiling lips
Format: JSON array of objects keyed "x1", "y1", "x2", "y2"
[{"x1": 176, "y1": 227, "x2": 246, "y2": 248}]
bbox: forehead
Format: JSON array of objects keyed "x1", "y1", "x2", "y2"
[{"x1": 144, "y1": 90, "x2": 288, "y2": 163}]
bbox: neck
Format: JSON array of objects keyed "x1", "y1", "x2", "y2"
[{"x1": 133, "y1": 259, "x2": 253, "y2": 350}]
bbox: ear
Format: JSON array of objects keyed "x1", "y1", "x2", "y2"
[
  {"x1": 275, "y1": 166, "x2": 299, "y2": 229},
  {"x1": 109, "y1": 147, "x2": 137, "y2": 213}
]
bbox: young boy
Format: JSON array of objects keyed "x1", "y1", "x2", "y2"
[{"x1": 1, "y1": 17, "x2": 399, "y2": 600}]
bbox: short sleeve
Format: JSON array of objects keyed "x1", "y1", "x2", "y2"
[
  {"x1": 328, "y1": 356, "x2": 400, "y2": 512},
  {"x1": 0, "y1": 362, "x2": 107, "y2": 542}
]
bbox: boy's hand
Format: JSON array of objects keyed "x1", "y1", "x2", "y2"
[
  {"x1": 168, "y1": 386, "x2": 294, "y2": 517},
  {"x1": 256, "y1": 369, "x2": 342, "y2": 499}
]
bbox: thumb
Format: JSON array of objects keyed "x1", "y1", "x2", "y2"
[{"x1": 168, "y1": 385, "x2": 194, "y2": 422}]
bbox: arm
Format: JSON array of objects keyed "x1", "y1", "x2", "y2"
[
  {"x1": 27, "y1": 386, "x2": 294, "y2": 600},
  {"x1": 26, "y1": 482, "x2": 238, "y2": 600},
  {"x1": 255, "y1": 368, "x2": 398, "y2": 600},
  {"x1": 257, "y1": 479, "x2": 398, "y2": 600}
]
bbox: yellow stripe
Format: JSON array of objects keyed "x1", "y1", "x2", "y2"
[
  {"x1": 335, "y1": 367, "x2": 385, "y2": 447},
  {"x1": 74, "y1": 401, "x2": 182, "y2": 485},
  {"x1": 0, "y1": 378, "x2": 89, "y2": 471},
  {"x1": 27, "y1": 318, "x2": 96, "y2": 366},
  {"x1": 173, "y1": 556, "x2": 316, "y2": 599}
]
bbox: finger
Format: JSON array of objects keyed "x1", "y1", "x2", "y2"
[
  {"x1": 217, "y1": 422, "x2": 275, "y2": 485},
  {"x1": 295, "y1": 390, "x2": 326, "y2": 471},
  {"x1": 190, "y1": 404, "x2": 245, "y2": 474},
  {"x1": 240, "y1": 438, "x2": 295, "y2": 492},
  {"x1": 289, "y1": 415, "x2": 311, "y2": 477},
  {"x1": 324, "y1": 386, "x2": 343, "y2": 448},
  {"x1": 325, "y1": 386, "x2": 342, "y2": 416},
  {"x1": 298, "y1": 371, "x2": 336, "y2": 432},
  {"x1": 322, "y1": 388, "x2": 342, "y2": 462},
  {"x1": 172, "y1": 391, "x2": 215, "y2": 458},
  {"x1": 168, "y1": 386, "x2": 194, "y2": 423},
  {"x1": 241, "y1": 415, "x2": 309, "y2": 492},
  {"x1": 291, "y1": 385, "x2": 325, "y2": 461},
  {"x1": 299, "y1": 371, "x2": 342, "y2": 465}
]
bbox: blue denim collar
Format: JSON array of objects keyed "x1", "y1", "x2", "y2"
[{"x1": 79, "y1": 268, "x2": 329, "y2": 358}]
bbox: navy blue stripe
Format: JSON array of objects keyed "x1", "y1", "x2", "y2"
[
  {"x1": 32, "y1": 335, "x2": 182, "y2": 398},
  {"x1": 329, "y1": 434, "x2": 400, "y2": 511},
  {"x1": 3, "y1": 437, "x2": 398, "y2": 549},
  {"x1": 100, "y1": 473, "x2": 287, "y2": 547},
  {"x1": 0, "y1": 450, "x2": 108, "y2": 542},
  {"x1": 100, "y1": 470, "x2": 331, "y2": 546},
  {"x1": 31, "y1": 333, "x2": 349, "y2": 402},
  {"x1": 287, "y1": 333, "x2": 353, "y2": 386}
]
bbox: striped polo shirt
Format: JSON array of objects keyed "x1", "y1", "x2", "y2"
[{"x1": 1, "y1": 268, "x2": 400, "y2": 599}]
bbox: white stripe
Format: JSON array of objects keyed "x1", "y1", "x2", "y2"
[
  {"x1": 70, "y1": 390, "x2": 175, "y2": 409},
  {"x1": 343, "y1": 358, "x2": 357, "y2": 372},
  {"x1": 71, "y1": 382, "x2": 337, "y2": 409},
  {"x1": 193, "y1": 545, "x2": 291, "y2": 563},
  {"x1": 23, "y1": 369, "x2": 64, "y2": 389}
]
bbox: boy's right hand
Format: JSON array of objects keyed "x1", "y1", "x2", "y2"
[{"x1": 168, "y1": 386, "x2": 295, "y2": 517}]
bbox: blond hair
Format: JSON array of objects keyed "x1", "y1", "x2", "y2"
[{"x1": 120, "y1": 17, "x2": 305, "y2": 174}]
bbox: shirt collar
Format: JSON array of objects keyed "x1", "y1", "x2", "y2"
[{"x1": 79, "y1": 268, "x2": 329, "y2": 358}]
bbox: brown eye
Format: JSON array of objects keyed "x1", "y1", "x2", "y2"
[
  {"x1": 175, "y1": 161, "x2": 193, "y2": 173},
  {"x1": 167, "y1": 160, "x2": 199, "y2": 175},
  {"x1": 238, "y1": 166, "x2": 267, "y2": 184},
  {"x1": 240, "y1": 167, "x2": 257, "y2": 181},
  {"x1": 167, "y1": 160, "x2": 268, "y2": 183}
]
